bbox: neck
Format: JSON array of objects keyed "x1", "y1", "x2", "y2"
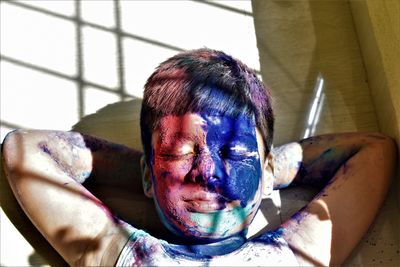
[{"x1": 166, "y1": 232, "x2": 247, "y2": 257}]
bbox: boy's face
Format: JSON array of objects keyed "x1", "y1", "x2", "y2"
[{"x1": 149, "y1": 112, "x2": 266, "y2": 240}]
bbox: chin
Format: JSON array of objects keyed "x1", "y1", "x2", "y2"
[
  {"x1": 153, "y1": 192, "x2": 260, "y2": 242},
  {"x1": 170, "y1": 222, "x2": 248, "y2": 243},
  {"x1": 165, "y1": 206, "x2": 256, "y2": 242}
]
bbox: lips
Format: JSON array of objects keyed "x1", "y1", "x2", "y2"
[
  {"x1": 181, "y1": 191, "x2": 245, "y2": 213},
  {"x1": 181, "y1": 191, "x2": 222, "y2": 213},
  {"x1": 184, "y1": 199, "x2": 225, "y2": 213}
]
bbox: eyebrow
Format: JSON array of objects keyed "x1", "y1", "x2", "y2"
[
  {"x1": 218, "y1": 130, "x2": 256, "y2": 141},
  {"x1": 159, "y1": 131, "x2": 200, "y2": 144}
]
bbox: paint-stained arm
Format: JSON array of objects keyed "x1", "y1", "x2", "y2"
[
  {"x1": 1, "y1": 129, "x2": 143, "y2": 266},
  {"x1": 273, "y1": 133, "x2": 397, "y2": 265}
]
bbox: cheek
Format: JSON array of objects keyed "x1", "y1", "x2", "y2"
[
  {"x1": 223, "y1": 158, "x2": 261, "y2": 206},
  {"x1": 151, "y1": 158, "x2": 195, "y2": 209},
  {"x1": 152, "y1": 159, "x2": 193, "y2": 184}
]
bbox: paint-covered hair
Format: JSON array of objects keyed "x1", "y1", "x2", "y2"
[{"x1": 140, "y1": 48, "x2": 274, "y2": 163}]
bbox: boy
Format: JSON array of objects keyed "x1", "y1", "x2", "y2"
[{"x1": 2, "y1": 49, "x2": 397, "y2": 266}]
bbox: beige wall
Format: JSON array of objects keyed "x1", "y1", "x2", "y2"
[
  {"x1": 350, "y1": 0, "x2": 400, "y2": 146},
  {"x1": 252, "y1": 0, "x2": 379, "y2": 146},
  {"x1": 349, "y1": 0, "x2": 400, "y2": 208}
]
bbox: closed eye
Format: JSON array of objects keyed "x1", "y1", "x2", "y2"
[
  {"x1": 220, "y1": 144, "x2": 259, "y2": 160},
  {"x1": 220, "y1": 146, "x2": 247, "y2": 160},
  {"x1": 158, "y1": 143, "x2": 195, "y2": 160},
  {"x1": 158, "y1": 152, "x2": 194, "y2": 160}
]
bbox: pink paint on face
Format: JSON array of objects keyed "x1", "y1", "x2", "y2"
[{"x1": 150, "y1": 113, "x2": 264, "y2": 241}]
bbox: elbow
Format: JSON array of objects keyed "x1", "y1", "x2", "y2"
[
  {"x1": 2, "y1": 129, "x2": 36, "y2": 182},
  {"x1": 364, "y1": 132, "x2": 397, "y2": 147},
  {"x1": 2, "y1": 130, "x2": 24, "y2": 174},
  {"x1": 366, "y1": 132, "x2": 397, "y2": 158},
  {"x1": 363, "y1": 132, "x2": 398, "y2": 180}
]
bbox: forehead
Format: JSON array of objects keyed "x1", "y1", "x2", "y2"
[
  {"x1": 155, "y1": 112, "x2": 256, "y2": 139},
  {"x1": 202, "y1": 113, "x2": 256, "y2": 135},
  {"x1": 158, "y1": 113, "x2": 206, "y2": 135},
  {"x1": 156, "y1": 113, "x2": 255, "y2": 133}
]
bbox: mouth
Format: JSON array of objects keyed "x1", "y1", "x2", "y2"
[
  {"x1": 184, "y1": 199, "x2": 225, "y2": 213},
  {"x1": 182, "y1": 191, "x2": 221, "y2": 213},
  {"x1": 183, "y1": 192, "x2": 241, "y2": 213}
]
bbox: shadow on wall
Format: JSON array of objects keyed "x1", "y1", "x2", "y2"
[
  {"x1": 252, "y1": 0, "x2": 379, "y2": 145},
  {"x1": 1, "y1": 0, "x2": 259, "y2": 141},
  {"x1": 72, "y1": 98, "x2": 143, "y2": 150}
]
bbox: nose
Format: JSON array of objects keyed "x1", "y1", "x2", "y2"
[{"x1": 185, "y1": 148, "x2": 223, "y2": 188}]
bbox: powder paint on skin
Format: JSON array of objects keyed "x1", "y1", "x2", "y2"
[
  {"x1": 202, "y1": 112, "x2": 261, "y2": 207},
  {"x1": 38, "y1": 141, "x2": 76, "y2": 179},
  {"x1": 152, "y1": 197, "x2": 188, "y2": 238},
  {"x1": 314, "y1": 159, "x2": 353, "y2": 199},
  {"x1": 38, "y1": 140, "x2": 91, "y2": 183},
  {"x1": 342, "y1": 161, "x2": 349, "y2": 175},
  {"x1": 299, "y1": 145, "x2": 359, "y2": 188},
  {"x1": 298, "y1": 147, "x2": 340, "y2": 187},
  {"x1": 38, "y1": 141, "x2": 51, "y2": 155},
  {"x1": 252, "y1": 227, "x2": 286, "y2": 246},
  {"x1": 189, "y1": 204, "x2": 254, "y2": 236},
  {"x1": 125, "y1": 230, "x2": 172, "y2": 264},
  {"x1": 38, "y1": 141, "x2": 59, "y2": 165},
  {"x1": 165, "y1": 233, "x2": 247, "y2": 258},
  {"x1": 126, "y1": 227, "x2": 296, "y2": 264},
  {"x1": 150, "y1": 111, "x2": 263, "y2": 244},
  {"x1": 54, "y1": 132, "x2": 87, "y2": 149},
  {"x1": 119, "y1": 226, "x2": 299, "y2": 265},
  {"x1": 152, "y1": 193, "x2": 245, "y2": 243},
  {"x1": 38, "y1": 138, "x2": 119, "y2": 224},
  {"x1": 290, "y1": 210, "x2": 307, "y2": 225},
  {"x1": 300, "y1": 134, "x2": 336, "y2": 145},
  {"x1": 75, "y1": 171, "x2": 91, "y2": 183}
]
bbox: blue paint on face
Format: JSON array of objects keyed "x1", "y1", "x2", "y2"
[
  {"x1": 150, "y1": 110, "x2": 263, "y2": 244},
  {"x1": 201, "y1": 112, "x2": 261, "y2": 207}
]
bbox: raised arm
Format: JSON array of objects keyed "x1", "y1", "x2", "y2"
[
  {"x1": 272, "y1": 133, "x2": 397, "y2": 265},
  {"x1": 2, "y1": 130, "x2": 143, "y2": 266}
]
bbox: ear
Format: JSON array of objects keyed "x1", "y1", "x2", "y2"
[
  {"x1": 140, "y1": 155, "x2": 154, "y2": 198},
  {"x1": 262, "y1": 152, "x2": 274, "y2": 198}
]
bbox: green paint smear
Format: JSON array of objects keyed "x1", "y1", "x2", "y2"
[{"x1": 190, "y1": 204, "x2": 252, "y2": 236}]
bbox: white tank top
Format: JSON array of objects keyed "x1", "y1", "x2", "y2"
[{"x1": 116, "y1": 223, "x2": 298, "y2": 266}]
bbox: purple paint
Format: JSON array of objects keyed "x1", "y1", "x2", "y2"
[
  {"x1": 37, "y1": 140, "x2": 91, "y2": 183},
  {"x1": 252, "y1": 227, "x2": 285, "y2": 245},
  {"x1": 150, "y1": 111, "x2": 263, "y2": 246},
  {"x1": 55, "y1": 132, "x2": 87, "y2": 149},
  {"x1": 342, "y1": 161, "x2": 349, "y2": 174},
  {"x1": 38, "y1": 141, "x2": 64, "y2": 173},
  {"x1": 38, "y1": 141, "x2": 51, "y2": 155}
]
